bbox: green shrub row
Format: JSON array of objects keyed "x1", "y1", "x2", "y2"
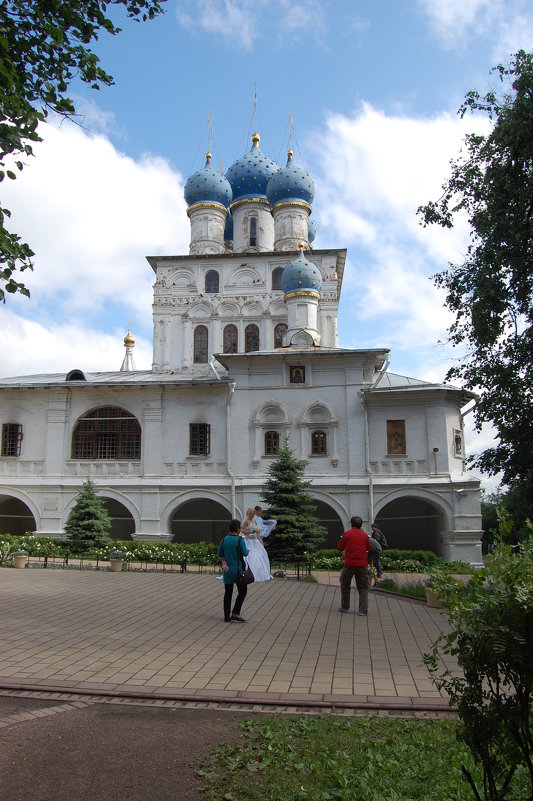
[{"x1": 0, "y1": 534, "x2": 475, "y2": 573}]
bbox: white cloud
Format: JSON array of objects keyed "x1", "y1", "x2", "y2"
[
  {"x1": 175, "y1": 0, "x2": 327, "y2": 49},
  {"x1": 417, "y1": 0, "x2": 533, "y2": 58},
  {"x1": 1, "y1": 118, "x2": 188, "y2": 376},
  {"x1": 311, "y1": 102, "x2": 489, "y2": 357},
  {"x1": 0, "y1": 311, "x2": 153, "y2": 377}
]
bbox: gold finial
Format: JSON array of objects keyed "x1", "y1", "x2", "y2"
[
  {"x1": 124, "y1": 327, "x2": 135, "y2": 347},
  {"x1": 252, "y1": 132, "x2": 260, "y2": 145},
  {"x1": 297, "y1": 241, "x2": 305, "y2": 252},
  {"x1": 287, "y1": 149, "x2": 293, "y2": 162},
  {"x1": 205, "y1": 152, "x2": 212, "y2": 163}
]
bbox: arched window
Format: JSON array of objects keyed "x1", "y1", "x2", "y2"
[
  {"x1": 205, "y1": 270, "x2": 219, "y2": 293},
  {"x1": 264, "y1": 431, "x2": 280, "y2": 456},
  {"x1": 194, "y1": 325, "x2": 208, "y2": 363},
  {"x1": 245, "y1": 324, "x2": 259, "y2": 352},
  {"x1": 311, "y1": 430, "x2": 327, "y2": 455},
  {"x1": 72, "y1": 407, "x2": 141, "y2": 460},
  {"x1": 272, "y1": 267, "x2": 283, "y2": 290},
  {"x1": 223, "y1": 324, "x2": 238, "y2": 353},
  {"x1": 274, "y1": 323, "x2": 287, "y2": 348},
  {"x1": 250, "y1": 216, "x2": 257, "y2": 247}
]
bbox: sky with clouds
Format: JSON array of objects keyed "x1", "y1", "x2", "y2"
[{"x1": 3, "y1": 0, "x2": 533, "y2": 491}]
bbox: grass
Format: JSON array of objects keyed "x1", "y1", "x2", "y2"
[
  {"x1": 199, "y1": 715, "x2": 528, "y2": 801},
  {"x1": 374, "y1": 577, "x2": 427, "y2": 599}
]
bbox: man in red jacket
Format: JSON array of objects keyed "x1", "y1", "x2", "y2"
[{"x1": 337, "y1": 515, "x2": 371, "y2": 614}]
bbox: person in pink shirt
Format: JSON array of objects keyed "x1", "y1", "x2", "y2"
[{"x1": 337, "y1": 515, "x2": 371, "y2": 615}]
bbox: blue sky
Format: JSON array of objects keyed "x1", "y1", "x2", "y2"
[{"x1": 3, "y1": 0, "x2": 533, "y2": 490}]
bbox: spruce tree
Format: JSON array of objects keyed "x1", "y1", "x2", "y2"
[
  {"x1": 261, "y1": 441, "x2": 327, "y2": 559},
  {"x1": 64, "y1": 480, "x2": 112, "y2": 554}
]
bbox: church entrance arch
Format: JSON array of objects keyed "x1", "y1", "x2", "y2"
[
  {"x1": 375, "y1": 496, "x2": 444, "y2": 555},
  {"x1": 171, "y1": 499, "x2": 230, "y2": 544},
  {"x1": 312, "y1": 500, "x2": 344, "y2": 549},
  {"x1": 0, "y1": 495, "x2": 36, "y2": 535},
  {"x1": 102, "y1": 498, "x2": 135, "y2": 540}
]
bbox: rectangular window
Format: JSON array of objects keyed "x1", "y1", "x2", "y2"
[
  {"x1": 190, "y1": 424, "x2": 210, "y2": 455},
  {"x1": 1, "y1": 423, "x2": 23, "y2": 456}
]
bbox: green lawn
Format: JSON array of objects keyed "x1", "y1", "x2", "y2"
[{"x1": 200, "y1": 715, "x2": 528, "y2": 801}]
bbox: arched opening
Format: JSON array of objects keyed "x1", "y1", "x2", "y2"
[
  {"x1": 223, "y1": 324, "x2": 238, "y2": 353},
  {"x1": 375, "y1": 496, "x2": 444, "y2": 554},
  {"x1": 194, "y1": 325, "x2": 208, "y2": 363},
  {"x1": 274, "y1": 323, "x2": 287, "y2": 348},
  {"x1": 71, "y1": 406, "x2": 141, "y2": 460},
  {"x1": 312, "y1": 499, "x2": 344, "y2": 549},
  {"x1": 0, "y1": 495, "x2": 36, "y2": 535},
  {"x1": 205, "y1": 270, "x2": 219, "y2": 293},
  {"x1": 102, "y1": 498, "x2": 135, "y2": 540},
  {"x1": 171, "y1": 498, "x2": 231, "y2": 544},
  {"x1": 245, "y1": 324, "x2": 259, "y2": 352}
]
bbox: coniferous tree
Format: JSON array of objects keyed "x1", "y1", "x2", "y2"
[
  {"x1": 64, "y1": 480, "x2": 112, "y2": 554},
  {"x1": 261, "y1": 441, "x2": 327, "y2": 559}
]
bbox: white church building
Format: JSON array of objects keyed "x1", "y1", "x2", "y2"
[{"x1": 0, "y1": 133, "x2": 483, "y2": 563}]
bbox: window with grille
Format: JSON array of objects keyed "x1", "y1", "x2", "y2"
[
  {"x1": 272, "y1": 267, "x2": 283, "y2": 290},
  {"x1": 190, "y1": 423, "x2": 210, "y2": 455},
  {"x1": 245, "y1": 324, "x2": 259, "y2": 352},
  {"x1": 71, "y1": 407, "x2": 141, "y2": 460},
  {"x1": 311, "y1": 430, "x2": 327, "y2": 455},
  {"x1": 1, "y1": 424, "x2": 23, "y2": 456},
  {"x1": 223, "y1": 324, "x2": 238, "y2": 353},
  {"x1": 264, "y1": 431, "x2": 279, "y2": 456},
  {"x1": 250, "y1": 216, "x2": 257, "y2": 247},
  {"x1": 205, "y1": 270, "x2": 219, "y2": 293},
  {"x1": 194, "y1": 325, "x2": 208, "y2": 363},
  {"x1": 274, "y1": 323, "x2": 287, "y2": 348}
]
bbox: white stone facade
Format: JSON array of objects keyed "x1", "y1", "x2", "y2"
[{"x1": 0, "y1": 137, "x2": 484, "y2": 564}]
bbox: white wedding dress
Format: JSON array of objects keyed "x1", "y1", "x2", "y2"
[{"x1": 242, "y1": 517, "x2": 277, "y2": 582}]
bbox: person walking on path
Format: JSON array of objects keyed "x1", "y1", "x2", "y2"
[
  {"x1": 337, "y1": 515, "x2": 371, "y2": 615},
  {"x1": 370, "y1": 522, "x2": 388, "y2": 580},
  {"x1": 217, "y1": 519, "x2": 249, "y2": 622}
]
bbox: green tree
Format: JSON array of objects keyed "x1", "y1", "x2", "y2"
[
  {"x1": 260, "y1": 440, "x2": 327, "y2": 559},
  {"x1": 424, "y1": 536, "x2": 533, "y2": 801},
  {"x1": 418, "y1": 50, "x2": 533, "y2": 511},
  {"x1": 64, "y1": 479, "x2": 112, "y2": 554},
  {"x1": 0, "y1": 0, "x2": 165, "y2": 301}
]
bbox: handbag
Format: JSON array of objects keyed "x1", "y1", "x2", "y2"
[{"x1": 237, "y1": 539, "x2": 255, "y2": 586}]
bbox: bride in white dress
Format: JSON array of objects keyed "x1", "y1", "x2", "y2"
[{"x1": 241, "y1": 507, "x2": 276, "y2": 582}]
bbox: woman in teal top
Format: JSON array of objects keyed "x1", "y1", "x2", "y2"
[{"x1": 217, "y1": 519, "x2": 249, "y2": 622}]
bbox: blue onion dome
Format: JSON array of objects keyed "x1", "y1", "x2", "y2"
[
  {"x1": 266, "y1": 150, "x2": 315, "y2": 209},
  {"x1": 224, "y1": 211, "x2": 233, "y2": 244},
  {"x1": 281, "y1": 243, "x2": 322, "y2": 298},
  {"x1": 184, "y1": 153, "x2": 232, "y2": 208},
  {"x1": 225, "y1": 133, "x2": 279, "y2": 202},
  {"x1": 307, "y1": 216, "x2": 316, "y2": 243}
]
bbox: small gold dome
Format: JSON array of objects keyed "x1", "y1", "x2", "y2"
[
  {"x1": 251, "y1": 132, "x2": 260, "y2": 144},
  {"x1": 124, "y1": 329, "x2": 135, "y2": 347}
]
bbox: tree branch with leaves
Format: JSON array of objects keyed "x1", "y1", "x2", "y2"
[
  {"x1": 418, "y1": 50, "x2": 533, "y2": 509},
  {"x1": 0, "y1": 0, "x2": 165, "y2": 301}
]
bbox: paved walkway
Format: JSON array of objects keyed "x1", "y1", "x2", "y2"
[{"x1": 0, "y1": 568, "x2": 451, "y2": 711}]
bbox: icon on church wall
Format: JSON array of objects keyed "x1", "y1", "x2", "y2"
[
  {"x1": 290, "y1": 366, "x2": 305, "y2": 383},
  {"x1": 387, "y1": 420, "x2": 406, "y2": 455},
  {"x1": 453, "y1": 429, "x2": 463, "y2": 456}
]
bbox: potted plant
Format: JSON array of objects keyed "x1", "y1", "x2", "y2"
[
  {"x1": 109, "y1": 549, "x2": 127, "y2": 572},
  {"x1": 11, "y1": 549, "x2": 29, "y2": 569},
  {"x1": 424, "y1": 570, "x2": 448, "y2": 607}
]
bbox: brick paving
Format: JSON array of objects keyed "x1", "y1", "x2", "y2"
[{"x1": 0, "y1": 568, "x2": 452, "y2": 711}]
